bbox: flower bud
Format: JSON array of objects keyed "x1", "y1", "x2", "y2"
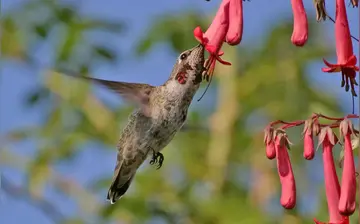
[
  {"x1": 302, "y1": 119, "x2": 315, "y2": 160},
  {"x1": 264, "y1": 126, "x2": 276, "y2": 159},
  {"x1": 290, "y1": 0, "x2": 308, "y2": 46},
  {"x1": 338, "y1": 119, "x2": 356, "y2": 215},
  {"x1": 225, "y1": 0, "x2": 243, "y2": 45},
  {"x1": 275, "y1": 131, "x2": 296, "y2": 209},
  {"x1": 266, "y1": 141, "x2": 276, "y2": 160}
]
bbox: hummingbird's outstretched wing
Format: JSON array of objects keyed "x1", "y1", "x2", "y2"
[{"x1": 58, "y1": 70, "x2": 155, "y2": 116}]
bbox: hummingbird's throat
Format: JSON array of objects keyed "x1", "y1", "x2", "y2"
[{"x1": 175, "y1": 72, "x2": 188, "y2": 84}]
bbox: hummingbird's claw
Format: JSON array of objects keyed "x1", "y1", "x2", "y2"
[
  {"x1": 156, "y1": 153, "x2": 164, "y2": 169},
  {"x1": 149, "y1": 158, "x2": 156, "y2": 165},
  {"x1": 150, "y1": 150, "x2": 164, "y2": 169}
]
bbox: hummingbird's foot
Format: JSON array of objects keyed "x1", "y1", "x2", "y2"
[{"x1": 149, "y1": 150, "x2": 164, "y2": 169}]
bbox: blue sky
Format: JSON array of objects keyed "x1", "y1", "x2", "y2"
[{"x1": 1, "y1": 0, "x2": 359, "y2": 223}]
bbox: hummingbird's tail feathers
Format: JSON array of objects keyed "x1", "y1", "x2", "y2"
[{"x1": 106, "y1": 172, "x2": 135, "y2": 204}]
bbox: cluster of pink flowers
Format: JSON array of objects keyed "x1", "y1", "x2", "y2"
[
  {"x1": 321, "y1": 0, "x2": 359, "y2": 96},
  {"x1": 264, "y1": 114, "x2": 358, "y2": 223},
  {"x1": 194, "y1": 0, "x2": 358, "y2": 95},
  {"x1": 195, "y1": 0, "x2": 359, "y2": 223}
]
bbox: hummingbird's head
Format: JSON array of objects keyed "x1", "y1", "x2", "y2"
[
  {"x1": 180, "y1": 43, "x2": 205, "y2": 74},
  {"x1": 168, "y1": 44, "x2": 205, "y2": 86}
]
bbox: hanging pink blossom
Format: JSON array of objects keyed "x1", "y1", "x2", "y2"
[
  {"x1": 338, "y1": 119, "x2": 356, "y2": 216},
  {"x1": 322, "y1": 0, "x2": 359, "y2": 96},
  {"x1": 274, "y1": 131, "x2": 296, "y2": 209},
  {"x1": 290, "y1": 0, "x2": 308, "y2": 46}
]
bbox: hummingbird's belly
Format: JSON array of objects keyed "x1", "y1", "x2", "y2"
[{"x1": 148, "y1": 108, "x2": 187, "y2": 152}]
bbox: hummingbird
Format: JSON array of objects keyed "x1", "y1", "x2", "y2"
[{"x1": 60, "y1": 44, "x2": 205, "y2": 204}]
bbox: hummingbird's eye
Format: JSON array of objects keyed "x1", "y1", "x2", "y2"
[{"x1": 180, "y1": 53, "x2": 187, "y2": 60}]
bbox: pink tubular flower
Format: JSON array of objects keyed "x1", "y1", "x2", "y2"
[
  {"x1": 338, "y1": 119, "x2": 356, "y2": 216},
  {"x1": 194, "y1": 0, "x2": 229, "y2": 56},
  {"x1": 266, "y1": 141, "x2": 276, "y2": 159},
  {"x1": 322, "y1": 0, "x2": 359, "y2": 96},
  {"x1": 302, "y1": 119, "x2": 315, "y2": 160},
  {"x1": 290, "y1": 0, "x2": 308, "y2": 46},
  {"x1": 225, "y1": 0, "x2": 243, "y2": 45},
  {"x1": 194, "y1": 0, "x2": 244, "y2": 78},
  {"x1": 264, "y1": 126, "x2": 276, "y2": 159},
  {"x1": 314, "y1": 127, "x2": 348, "y2": 224},
  {"x1": 314, "y1": 217, "x2": 349, "y2": 224},
  {"x1": 194, "y1": 1, "x2": 231, "y2": 77},
  {"x1": 274, "y1": 130, "x2": 296, "y2": 209}
]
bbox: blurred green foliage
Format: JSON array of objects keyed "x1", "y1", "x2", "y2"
[{"x1": 1, "y1": 1, "x2": 358, "y2": 224}]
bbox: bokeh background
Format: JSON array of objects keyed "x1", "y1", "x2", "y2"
[{"x1": 1, "y1": 0, "x2": 359, "y2": 223}]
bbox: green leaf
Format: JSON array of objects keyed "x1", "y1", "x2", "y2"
[
  {"x1": 56, "y1": 7, "x2": 76, "y2": 24},
  {"x1": 99, "y1": 204, "x2": 118, "y2": 219},
  {"x1": 135, "y1": 12, "x2": 207, "y2": 56},
  {"x1": 1, "y1": 17, "x2": 26, "y2": 59},
  {"x1": 34, "y1": 24, "x2": 49, "y2": 38},
  {"x1": 93, "y1": 46, "x2": 116, "y2": 61},
  {"x1": 27, "y1": 149, "x2": 52, "y2": 197},
  {"x1": 56, "y1": 25, "x2": 81, "y2": 62},
  {"x1": 26, "y1": 87, "x2": 49, "y2": 106},
  {"x1": 79, "y1": 64, "x2": 89, "y2": 75},
  {"x1": 80, "y1": 19, "x2": 124, "y2": 33},
  {"x1": 169, "y1": 30, "x2": 186, "y2": 53},
  {"x1": 136, "y1": 38, "x2": 153, "y2": 55},
  {"x1": 88, "y1": 177, "x2": 112, "y2": 191}
]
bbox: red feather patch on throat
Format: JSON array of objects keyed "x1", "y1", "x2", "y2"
[{"x1": 175, "y1": 72, "x2": 188, "y2": 84}]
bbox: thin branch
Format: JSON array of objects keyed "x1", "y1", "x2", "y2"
[{"x1": 326, "y1": 15, "x2": 359, "y2": 42}]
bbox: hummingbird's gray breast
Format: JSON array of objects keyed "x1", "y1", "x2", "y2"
[
  {"x1": 151, "y1": 105, "x2": 188, "y2": 150},
  {"x1": 147, "y1": 83, "x2": 198, "y2": 151},
  {"x1": 117, "y1": 80, "x2": 198, "y2": 161}
]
